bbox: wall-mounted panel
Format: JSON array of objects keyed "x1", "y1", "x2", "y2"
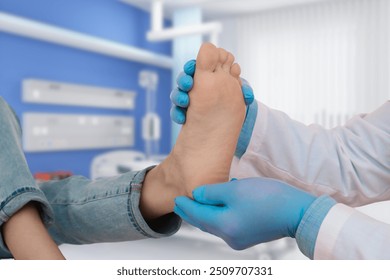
[
  {"x1": 23, "y1": 79, "x2": 136, "y2": 110},
  {"x1": 0, "y1": 0, "x2": 173, "y2": 178},
  {"x1": 23, "y1": 113, "x2": 134, "y2": 152}
]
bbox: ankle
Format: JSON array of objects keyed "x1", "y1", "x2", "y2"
[
  {"x1": 139, "y1": 155, "x2": 186, "y2": 220},
  {"x1": 158, "y1": 152, "x2": 188, "y2": 197}
]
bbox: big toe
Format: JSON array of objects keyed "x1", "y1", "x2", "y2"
[{"x1": 196, "y1": 43, "x2": 219, "y2": 72}]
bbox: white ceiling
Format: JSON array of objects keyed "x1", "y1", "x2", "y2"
[{"x1": 120, "y1": 0, "x2": 330, "y2": 20}]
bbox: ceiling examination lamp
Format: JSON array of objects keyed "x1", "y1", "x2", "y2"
[{"x1": 146, "y1": 0, "x2": 222, "y2": 45}]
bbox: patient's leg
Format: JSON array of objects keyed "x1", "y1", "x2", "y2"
[
  {"x1": 0, "y1": 97, "x2": 64, "y2": 259},
  {"x1": 37, "y1": 44, "x2": 245, "y2": 245},
  {"x1": 0, "y1": 44, "x2": 244, "y2": 252},
  {"x1": 37, "y1": 44, "x2": 245, "y2": 247},
  {"x1": 142, "y1": 43, "x2": 246, "y2": 217}
]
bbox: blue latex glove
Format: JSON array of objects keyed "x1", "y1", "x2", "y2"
[
  {"x1": 174, "y1": 178, "x2": 316, "y2": 250},
  {"x1": 170, "y1": 60, "x2": 255, "y2": 124}
]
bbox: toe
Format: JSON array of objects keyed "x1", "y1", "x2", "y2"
[
  {"x1": 196, "y1": 43, "x2": 219, "y2": 72},
  {"x1": 222, "y1": 53, "x2": 235, "y2": 72},
  {"x1": 217, "y1": 48, "x2": 229, "y2": 70},
  {"x1": 231, "y1": 63, "x2": 241, "y2": 79},
  {"x1": 231, "y1": 63, "x2": 242, "y2": 85}
]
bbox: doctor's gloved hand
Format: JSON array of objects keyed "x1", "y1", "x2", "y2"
[
  {"x1": 170, "y1": 59, "x2": 255, "y2": 124},
  {"x1": 174, "y1": 178, "x2": 317, "y2": 250}
]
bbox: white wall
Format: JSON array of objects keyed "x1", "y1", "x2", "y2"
[{"x1": 220, "y1": 0, "x2": 390, "y2": 128}]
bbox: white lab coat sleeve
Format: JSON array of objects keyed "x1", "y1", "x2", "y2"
[
  {"x1": 231, "y1": 101, "x2": 390, "y2": 207},
  {"x1": 314, "y1": 204, "x2": 390, "y2": 259}
]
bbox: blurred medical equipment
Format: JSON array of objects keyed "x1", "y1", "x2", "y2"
[
  {"x1": 23, "y1": 113, "x2": 134, "y2": 152},
  {"x1": 23, "y1": 79, "x2": 136, "y2": 109},
  {"x1": 139, "y1": 70, "x2": 161, "y2": 159},
  {"x1": 22, "y1": 79, "x2": 136, "y2": 152},
  {"x1": 34, "y1": 171, "x2": 73, "y2": 182},
  {"x1": 90, "y1": 150, "x2": 161, "y2": 179},
  {"x1": 90, "y1": 71, "x2": 165, "y2": 180}
]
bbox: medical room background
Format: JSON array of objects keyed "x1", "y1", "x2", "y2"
[{"x1": 0, "y1": 0, "x2": 389, "y2": 259}]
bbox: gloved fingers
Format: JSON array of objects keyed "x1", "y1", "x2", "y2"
[
  {"x1": 192, "y1": 183, "x2": 232, "y2": 206},
  {"x1": 170, "y1": 106, "x2": 187, "y2": 125},
  {"x1": 170, "y1": 88, "x2": 190, "y2": 108},
  {"x1": 176, "y1": 72, "x2": 194, "y2": 92},
  {"x1": 183, "y1": 59, "x2": 196, "y2": 76},
  {"x1": 174, "y1": 196, "x2": 222, "y2": 227},
  {"x1": 241, "y1": 78, "x2": 255, "y2": 105},
  {"x1": 173, "y1": 200, "x2": 206, "y2": 231},
  {"x1": 180, "y1": 60, "x2": 254, "y2": 106}
]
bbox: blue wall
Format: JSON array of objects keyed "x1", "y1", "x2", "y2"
[{"x1": 0, "y1": 0, "x2": 172, "y2": 178}]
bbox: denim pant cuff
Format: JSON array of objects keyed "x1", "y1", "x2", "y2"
[
  {"x1": 128, "y1": 167, "x2": 182, "y2": 238},
  {"x1": 0, "y1": 186, "x2": 54, "y2": 226}
]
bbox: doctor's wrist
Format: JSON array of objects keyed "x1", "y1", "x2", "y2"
[
  {"x1": 235, "y1": 101, "x2": 258, "y2": 158},
  {"x1": 295, "y1": 195, "x2": 337, "y2": 259}
]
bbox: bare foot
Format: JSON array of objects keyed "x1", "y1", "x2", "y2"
[
  {"x1": 140, "y1": 43, "x2": 245, "y2": 218},
  {"x1": 170, "y1": 43, "x2": 246, "y2": 196}
]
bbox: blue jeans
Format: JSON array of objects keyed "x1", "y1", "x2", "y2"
[{"x1": 0, "y1": 97, "x2": 180, "y2": 258}]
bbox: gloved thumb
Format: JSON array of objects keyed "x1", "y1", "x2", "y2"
[
  {"x1": 184, "y1": 59, "x2": 196, "y2": 76},
  {"x1": 241, "y1": 78, "x2": 255, "y2": 105},
  {"x1": 192, "y1": 183, "x2": 231, "y2": 206}
]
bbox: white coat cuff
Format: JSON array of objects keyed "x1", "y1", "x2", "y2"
[{"x1": 313, "y1": 204, "x2": 355, "y2": 259}]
